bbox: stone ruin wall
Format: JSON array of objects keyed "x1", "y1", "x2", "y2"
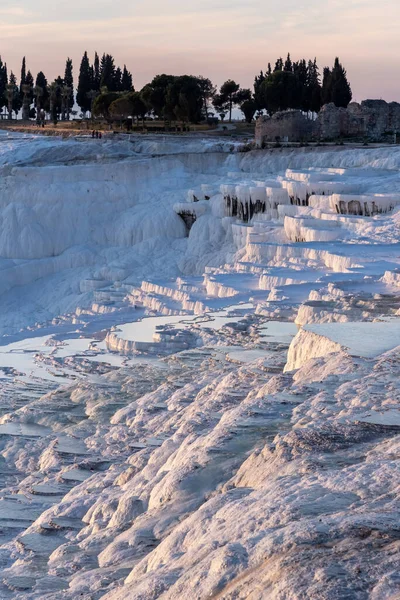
[
  {"x1": 254, "y1": 110, "x2": 314, "y2": 144},
  {"x1": 255, "y1": 100, "x2": 400, "y2": 146}
]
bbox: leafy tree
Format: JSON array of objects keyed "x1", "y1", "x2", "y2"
[
  {"x1": 213, "y1": 82, "x2": 251, "y2": 123},
  {"x1": 139, "y1": 84, "x2": 154, "y2": 115},
  {"x1": 86, "y1": 90, "x2": 99, "y2": 117},
  {"x1": 214, "y1": 80, "x2": 243, "y2": 123},
  {"x1": 121, "y1": 65, "x2": 133, "y2": 92},
  {"x1": 64, "y1": 58, "x2": 74, "y2": 116},
  {"x1": 141, "y1": 74, "x2": 175, "y2": 118},
  {"x1": 109, "y1": 91, "x2": 147, "y2": 125},
  {"x1": 77, "y1": 51, "x2": 92, "y2": 113},
  {"x1": 261, "y1": 70, "x2": 301, "y2": 113},
  {"x1": 130, "y1": 92, "x2": 147, "y2": 123},
  {"x1": 212, "y1": 94, "x2": 228, "y2": 121},
  {"x1": 331, "y1": 57, "x2": 352, "y2": 108},
  {"x1": 197, "y1": 76, "x2": 215, "y2": 119},
  {"x1": 240, "y1": 98, "x2": 257, "y2": 123},
  {"x1": 109, "y1": 95, "x2": 132, "y2": 125},
  {"x1": 166, "y1": 75, "x2": 204, "y2": 123},
  {"x1": 92, "y1": 90, "x2": 120, "y2": 119}
]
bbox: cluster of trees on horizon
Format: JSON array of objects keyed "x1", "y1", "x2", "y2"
[{"x1": 0, "y1": 52, "x2": 352, "y2": 125}]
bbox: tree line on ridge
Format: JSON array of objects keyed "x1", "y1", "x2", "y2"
[{"x1": 0, "y1": 52, "x2": 352, "y2": 124}]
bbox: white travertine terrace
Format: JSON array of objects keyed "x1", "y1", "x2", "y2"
[{"x1": 0, "y1": 134, "x2": 399, "y2": 599}]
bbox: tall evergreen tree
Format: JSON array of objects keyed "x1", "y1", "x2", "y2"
[
  {"x1": 284, "y1": 53, "x2": 293, "y2": 72},
  {"x1": 308, "y1": 58, "x2": 322, "y2": 113},
  {"x1": 25, "y1": 70, "x2": 34, "y2": 97},
  {"x1": 64, "y1": 58, "x2": 74, "y2": 115},
  {"x1": 8, "y1": 71, "x2": 21, "y2": 116},
  {"x1": 35, "y1": 71, "x2": 49, "y2": 110},
  {"x1": 100, "y1": 54, "x2": 116, "y2": 90},
  {"x1": 19, "y1": 57, "x2": 27, "y2": 110},
  {"x1": 77, "y1": 51, "x2": 92, "y2": 113},
  {"x1": 93, "y1": 52, "x2": 101, "y2": 91},
  {"x1": 274, "y1": 57, "x2": 283, "y2": 72},
  {"x1": 114, "y1": 66, "x2": 122, "y2": 91},
  {"x1": 261, "y1": 70, "x2": 301, "y2": 114},
  {"x1": 295, "y1": 59, "x2": 309, "y2": 112},
  {"x1": 0, "y1": 58, "x2": 8, "y2": 113},
  {"x1": 254, "y1": 71, "x2": 266, "y2": 111},
  {"x1": 321, "y1": 67, "x2": 333, "y2": 105},
  {"x1": 121, "y1": 66, "x2": 133, "y2": 92},
  {"x1": 330, "y1": 57, "x2": 352, "y2": 108},
  {"x1": 19, "y1": 66, "x2": 34, "y2": 120}
]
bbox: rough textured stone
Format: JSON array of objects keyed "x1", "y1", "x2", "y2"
[
  {"x1": 255, "y1": 100, "x2": 400, "y2": 146},
  {"x1": 255, "y1": 110, "x2": 314, "y2": 146}
]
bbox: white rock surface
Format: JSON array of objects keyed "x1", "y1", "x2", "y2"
[{"x1": 0, "y1": 133, "x2": 398, "y2": 599}]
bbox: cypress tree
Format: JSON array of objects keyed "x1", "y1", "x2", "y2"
[
  {"x1": 0, "y1": 57, "x2": 8, "y2": 113},
  {"x1": 93, "y1": 52, "x2": 100, "y2": 91},
  {"x1": 274, "y1": 57, "x2": 283, "y2": 72},
  {"x1": 254, "y1": 71, "x2": 266, "y2": 111},
  {"x1": 64, "y1": 58, "x2": 74, "y2": 114},
  {"x1": 19, "y1": 57, "x2": 27, "y2": 109},
  {"x1": 295, "y1": 59, "x2": 309, "y2": 112},
  {"x1": 308, "y1": 58, "x2": 322, "y2": 113},
  {"x1": 114, "y1": 67, "x2": 122, "y2": 91},
  {"x1": 25, "y1": 70, "x2": 34, "y2": 106},
  {"x1": 35, "y1": 71, "x2": 49, "y2": 111},
  {"x1": 77, "y1": 51, "x2": 92, "y2": 113},
  {"x1": 100, "y1": 54, "x2": 116, "y2": 90},
  {"x1": 9, "y1": 72, "x2": 22, "y2": 116},
  {"x1": 321, "y1": 67, "x2": 333, "y2": 105},
  {"x1": 331, "y1": 57, "x2": 352, "y2": 108},
  {"x1": 2, "y1": 63, "x2": 8, "y2": 112},
  {"x1": 25, "y1": 71, "x2": 34, "y2": 89},
  {"x1": 284, "y1": 53, "x2": 293, "y2": 72},
  {"x1": 121, "y1": 66, "x2": 133, "y2": 92}
]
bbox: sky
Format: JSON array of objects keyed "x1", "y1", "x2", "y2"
[{"x1": 0, "y1": 0, "x2": 399, "y2": 102}]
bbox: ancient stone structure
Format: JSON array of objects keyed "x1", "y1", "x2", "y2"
[
  {"x1": 255, "y1": 100, "x2": 400, "y2": 147},
  {"x1": 255, "y1": 110, "x2": 314, "y2": 145}
]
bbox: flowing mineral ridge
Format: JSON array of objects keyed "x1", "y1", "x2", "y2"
[{"x1": 0, "y1": 130, "x2": 399, "y2": 599}]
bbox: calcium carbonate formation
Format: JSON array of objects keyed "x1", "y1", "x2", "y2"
[{"x1": 0, "y1": 133, "x2": 398, "y2": 599}]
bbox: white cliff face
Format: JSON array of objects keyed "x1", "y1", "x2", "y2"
[{"x1": 0, "y1": 132, "x2": 399, "y2": 599}]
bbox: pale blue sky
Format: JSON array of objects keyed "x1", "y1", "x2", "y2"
[{"x1": 0, "y1": 0, "x2": 398, "y2": 101}]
